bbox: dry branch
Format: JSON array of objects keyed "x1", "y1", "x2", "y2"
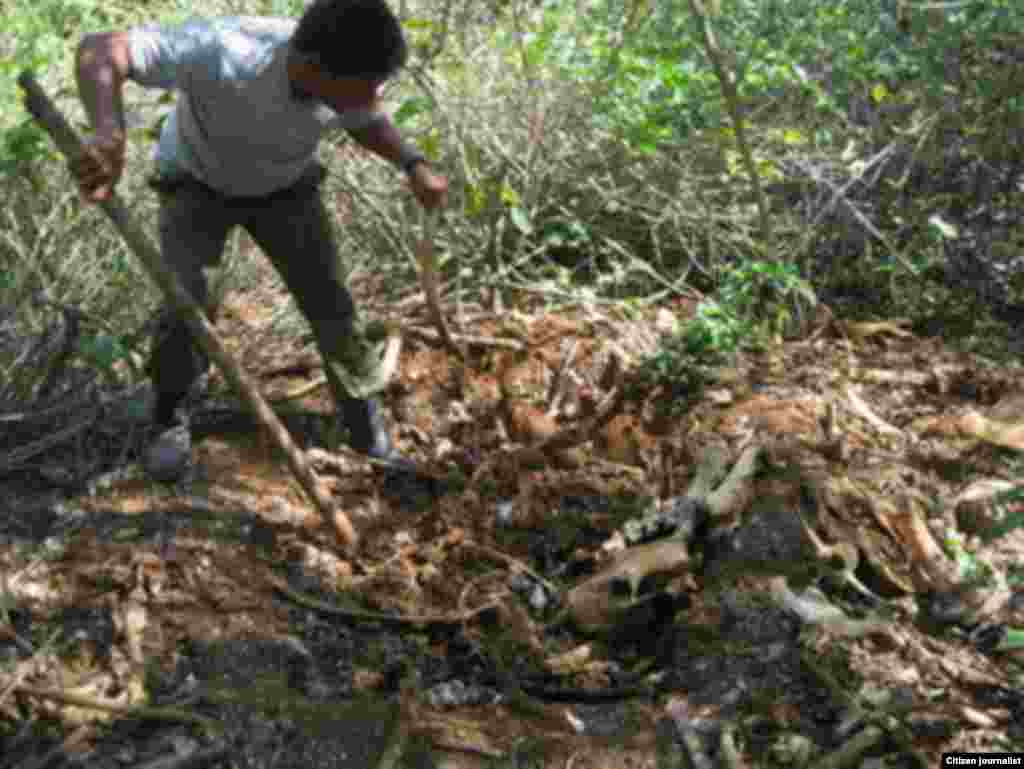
[
  {"x1": 686, "y1": 0, "x2": 773, "y2": 250},
  {"x1": 414, "y1": 210, "x2": 465, "y2": 361},
  {"x1": 704, "y1": 443, "x2": 762, "y2": 519},
  {"x1": 845, "y1": 385, "x2": 903, "y2": 438},
  {"x1": 11, "y1": 683, "x2": 220, "y2": 735},
  {"x1": 403, "y1": 325, "x2": 525, "y2": 352},
  {"x1": 546, "y1": 338, "x2": 579, "y2": 414}
]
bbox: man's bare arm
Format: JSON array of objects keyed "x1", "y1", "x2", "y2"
[
  {"x1": 73, "y1": 32, "x2": 132, "y2": 201},
  {"x1": 346, "y1": 114, "x2": 423, "y2": 172},
  {"x1": 346, "y1": 115, "x2": 447, "y2": 209},
  {"x1": 76, "y1": 32, "x2": 132, "y2": 140}
]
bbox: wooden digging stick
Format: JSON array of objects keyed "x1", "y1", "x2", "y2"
[
  {"x1": 415, "y1": 209, "x2": 464, "y2": 361},
  {"x1": 18, "y1": 71, "x2": 358, "y2": 552}
]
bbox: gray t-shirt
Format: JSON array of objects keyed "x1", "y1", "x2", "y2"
[{"x1": 128, "y1": 16, "x2": 381, "y2": 196}]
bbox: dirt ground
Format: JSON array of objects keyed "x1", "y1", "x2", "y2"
[{"x1": 2, "y1": 253, "x2": 1024, "y2": 768}]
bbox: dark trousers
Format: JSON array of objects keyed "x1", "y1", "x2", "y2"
[{"x1": 148, "y1": 165, "x2": 376, "y2": 426}]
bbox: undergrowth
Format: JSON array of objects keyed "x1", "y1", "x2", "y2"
[{"x1": 1, "y1": 0, "x2": 1023, "y2": 517}]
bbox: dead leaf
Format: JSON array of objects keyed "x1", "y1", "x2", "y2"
[
  {"x1": 595, "y1": 414, "x2": 653, "y2": 467},
  {"x1": 843, "y1": 319, "x2": 913, "y2": 344},
  {"x1": 959, "y1": 410, "x2": 1024, "y2": 451},
  {"x1": 546, "y1": 644, "x2": 595, "y2": 675},
  {"x1": 117, "y1": 598, "x2": 148, "y2": 666},
  {"x1": 566, "y1": 539, "x2": 690, "y2": 635},
  {"x1": 872, "y1": 497, "x2": 956, "y2": 591}
]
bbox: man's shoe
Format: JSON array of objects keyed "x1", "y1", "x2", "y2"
[
  {"x1": 339, "y1": 397, "x2": 418, "y2": 473},
  {"x1": 143, "y1": 420, "x2": 192, "y2": 482}
]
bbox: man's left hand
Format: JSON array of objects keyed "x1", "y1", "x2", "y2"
[{"x1": 409, "y1": 163, "x2": 448, "y2": 210}]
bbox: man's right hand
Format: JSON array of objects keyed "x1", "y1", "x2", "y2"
[{"x1": 70, "y1": 133, "x2": 125, "y2": 203}]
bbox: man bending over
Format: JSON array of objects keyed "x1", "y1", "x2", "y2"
[{"x1": 71, "y1": 0, "x2": 447, "y2": 480}]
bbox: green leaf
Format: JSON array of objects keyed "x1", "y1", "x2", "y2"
[
  {"x1": 993, "y1": 627, "x2": 1024, "y2": 652},
  {"x1": 928, "y1": 214, "x2": 959, "y2": 239},
  {"x1": 403, "y1": 17, "x2": 435, "y2": 30},
  {"x1": 79, "y1": 333, "x2": 127, "y2": 371},
  {"x1": 499, "y1": 183, "x2": 521, "y2": 207},
  {"x1": 394, "y1": 96, "x2": 429, "y2": 127},
  {"x1": 464, "y1": 183, "x2": 485, "y2": 218},
  {"x1": 419, "y1": 130, "x2": 440, "y2": 162},
  {"x1": 509, "y1": 206, "x2": 532, "y2": 234}
]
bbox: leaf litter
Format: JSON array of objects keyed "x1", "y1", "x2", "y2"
[{"x1": 2, "y1": 270, "x2": 1024, "y2": 767}]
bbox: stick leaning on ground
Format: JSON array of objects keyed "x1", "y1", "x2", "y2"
[
  {"x1": 17, "y1": 70, "x2": 358, "y2": 552},
  {"x1": 415, "y1": 209, "x2": 465, "y2": 361}
]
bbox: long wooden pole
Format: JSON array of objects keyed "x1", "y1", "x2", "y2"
[
  {"x1": 18, "y1": 71, "x2": 358, "y2": 552},
  {"x1": 415, "y1": 209, "x2": 464, "y2": 361}
]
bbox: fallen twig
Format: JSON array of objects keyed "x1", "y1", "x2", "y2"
[
  {"x1": 546, "y1": 339, "x2": 579, "y2": 415},
  {"x1": 807, "y1": 725, "x2": 886, "y2": 769},
  {"x1": 270, "y1": 574, "x2": 497, "y2": 631},
  {"x1": 403, "y1": 325, "x2": 525, "y2": 352},
  {"x1": 0, "y1": 405, "x2": 100, "y2": 472},
  {"x1": 704, "y1": 443, "x2": 762, "y2": 519},
  {"x1": 845, "y1": 385, "x2": 903, "y2": 438},
  {"x1": 460, "y1": 540, "x2": 559, "y2": 599},
  {"x1": 270, "y1": 376, "x2": 328, "y2": 402},
  {"x1": 12, "y1": 683, "x2": 221, "y2": 737},
  {"x1": 135, "y1": 744, "x2": 230, "y2": 769}
]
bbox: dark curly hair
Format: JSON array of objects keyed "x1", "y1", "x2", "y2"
[{"x1": 292, "y1": 0, "x2": 407, "y2": 79}]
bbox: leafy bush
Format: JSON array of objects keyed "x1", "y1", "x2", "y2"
[
  {"x1": 633, "y1": 258, "x2": 815, "y2": 410},
  {"x1": 0, "y1": 0, "x2": 116, "y2": 173}
]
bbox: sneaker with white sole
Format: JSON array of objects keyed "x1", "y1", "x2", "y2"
[
  {"x1": 143, "y1": 420, "x2": 192, "y2": 482},
  {"x1": 338, "y1": 397, "x2": 418, "y2": 474}
]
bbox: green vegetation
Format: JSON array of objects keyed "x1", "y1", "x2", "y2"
[
  {"x1": 2, "y1": 0, "x2": 1022, "y2": 482},
  {"x1": 5, "y1": 0, "x2": 1023, "y2": 353},
  {"x1": 978, "y1": 485, "x2": 1024, "y2": 546},
  {"x1": 942, "y1": 528, "x2": 996, "y2": 587}
]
